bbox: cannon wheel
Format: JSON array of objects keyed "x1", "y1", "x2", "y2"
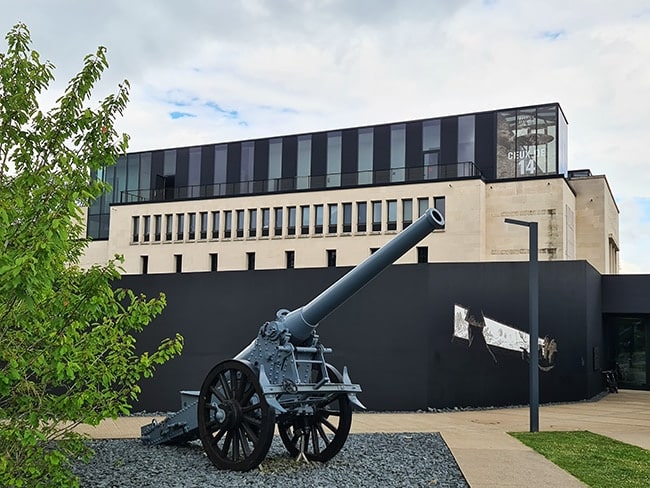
[
  {"x1": 278, "y1": 364, "x2": 352, "y2": 462},
  {"x1": 197, "y1": 359, "x2": 275, "y2": 471}
]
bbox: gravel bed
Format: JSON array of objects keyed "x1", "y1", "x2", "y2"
[{"x1": 73, "y1": 433, "x2": 468, "y2": 487}]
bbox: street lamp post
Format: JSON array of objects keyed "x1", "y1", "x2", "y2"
[{"x1": 504, "y1": 218, "x2": 539, "y2": 433}]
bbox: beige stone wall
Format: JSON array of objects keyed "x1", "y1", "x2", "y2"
[
  {"x1": 79, "y1": 175, "x2": 619, "y2": 275},
  {"x1": 569, "y1": 175, "x2": 620, "y2": 274}
]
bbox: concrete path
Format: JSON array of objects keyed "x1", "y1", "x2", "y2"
[{"x1": 76, "y1": 389, "x2": 650, "y2": 487}]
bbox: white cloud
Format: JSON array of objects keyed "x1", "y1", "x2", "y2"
[{"x1": 2, "y1": 0, "x2": 650, "y2": 271}]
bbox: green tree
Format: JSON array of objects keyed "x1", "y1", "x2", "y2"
[{"x1": 0, "y1": 23, "x2": 183, "y2": 487}]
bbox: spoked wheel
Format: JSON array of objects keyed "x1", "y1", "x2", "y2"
[
  {"x1": 278, "y1": 365, "x2": 352, "y2": 462},
  {"x1": 198, "y1": 359, "x2": 275, "y2": 471}
]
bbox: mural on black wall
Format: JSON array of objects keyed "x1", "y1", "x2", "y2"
[{"x1": 453, "y1": 304, "x2": 558, "y2": 371}]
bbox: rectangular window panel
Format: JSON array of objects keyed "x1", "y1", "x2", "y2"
[
  {"x1": 189, "y1": 147, "x2": 201, "y2": 197},
  {"x1": 327, "y1": 249, "x2": 336, "y2": 268},
  {"x1": 165, "y1": 214, "x2": 173, "y2": 240},
  {"x1": 274, "y1": 207, "x2": 283, "y2": 236},
  {"x1": 143, "y1": 215, "x2": 151, "y2": 242},
  {"x1": 188, "y1": 213, "x2": 196, "y2": 240},
  {"x1": 300, "y1": 205, "x2": 310, "y2": 235},
  {"x1": 126, "y1": 154, "x2": 140, "y2": 199},
  {"x1": 211, "y1": 211, "x2": 220, "y2": 239},
  {"x1": 358, "y1": 128, "x2": 373, "y2": 185},
  {"x1": 287, "y1": 206, "x2": 296, "y2": 236},
  {"x1": 261, "y1": 208, "x2": 270, "y2": 237},
  {"x1": 402, "y1": 199, "x2": 413, "y2": 228},
  {"x1": 314, "y1": 204, "x2": 323, "y2": 234},
  {"x1": 390, "y1": 123, "x2": 406, "y2": 182},
  {"x1": 154, "y1": 214, "x2": 161, "y2": 241},
  {"x1": 249, "y1": 209, "x2": 257, "y2": 238},
  {"x1": 214, "y1": 145, "x2": 227, "y2": 196},
  {"x1": 132, "y1": 216, "x2": 139, "y2": 243},
  {"x1": 328, "y1": 204, "x2": 338, "y2": 234},
  {"x1": 387, "y1": 200, "x2": 397, "y2": 231},
  {"x1": 241, "y1": 141, "x2": 255, "y2": 194},
  {"x1": 224, "y1": 211, "x2": 232, "y2": 239},
  {"x1": 176, "y1": 213, "x2": 184, "y2": 240},
  {"x1": 141, "y1": 255, "x2": 148, "y2": 275},
  {"x1": 236, "y1": 210, "x2": 245, "y2": 238},
  {"x1": 175, "y1": 254, "x2": 182, "y2": 273},
  {"x1": 115, "y1": 158, "x2": 127, "y2": 204},
  {"x1": 458, "y1": 115, "x2": 475, "y2": 176},
  {"x1": 372, "y1": 201, "x2": 381, "y2": 232},
  {"x1": 418, "y1": 197, "x2": 429, "y2": 217},
  {"x1": 268, "y1": 138, "x2": 282, "y2": 191},
  {"x1": 286, "y1": 250, "x2": 295, "y2": 269},
  {"x1": 357, "y1": 202, "x2": 367, "y2": 232},
  {"x1": 200, "y1": 212, "x2": 208, "y2": 239},
  {"x1": 434, "y1": 196, "x2": 446, "y2": 229},
  {"x1": 140, "y1": 153, "x2": 151, "y2": 197},
  {"x1": 297, "y1": 135, "x2": 311, "y2": 190},
  {"x1": 417, "y1": 246, "x2": 428, "y2": 264},
  {"x1": 342, "y1": 202, "x2": 352, "y2": 233},
  {"x1": 210, "y1": 253, "x2": 218, "y2": 272},
  {"x1": 247, "y1": 252, "x2": 255, "y2": 271},
  {"x1": 164, "y1": 150, "x2": 176, "y2": 176},
  {"x1": 327, "y1": 131, "x2": 342, "y2": 187}
]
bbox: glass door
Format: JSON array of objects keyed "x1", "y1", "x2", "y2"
[{"x1": 614, "y1": 317, "x2": 647, "y2": 388}]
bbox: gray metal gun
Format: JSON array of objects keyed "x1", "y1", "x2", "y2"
[{"x1": 141, "y1": 208, "x2": 444, "y2": 471}]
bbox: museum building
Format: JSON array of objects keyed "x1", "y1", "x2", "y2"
[{"x1": 81, "y1": 103, "x2": 650, "y2": 412}]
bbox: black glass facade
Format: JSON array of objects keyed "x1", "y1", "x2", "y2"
[{"x1": 88, "y1": 103, "x2": 568, "y2": 239}]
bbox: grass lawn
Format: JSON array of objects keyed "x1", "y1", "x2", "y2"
[{"x1": 509, "y1": 431, "x2": 650, "y2": 488}]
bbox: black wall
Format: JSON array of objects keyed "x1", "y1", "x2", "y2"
[{"x1": 120, "y1": 260, "x2": 604, "y2": 412}]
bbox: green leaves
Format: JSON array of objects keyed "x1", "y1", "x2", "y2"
[{"x1": 0, "y1": 23, "x2": 183, "y2": 487}]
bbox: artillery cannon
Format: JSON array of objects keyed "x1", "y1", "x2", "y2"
[{"x1": 141, "y1": 208, "x2": 445, "y2": 471}]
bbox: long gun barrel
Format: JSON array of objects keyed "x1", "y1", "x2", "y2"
[{"x1": 280, "y1": 207, "x2": 444, "y2": 344}]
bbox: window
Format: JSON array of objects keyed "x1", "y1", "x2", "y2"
[
  {"x1": 297, "y1": 135, "x2": 311, "y2": 190},
  {"x1": 387, "y1": 200, "x2": 397, "y2": 231},
  {"x1": 261, "y1": 208, "x2": 270, "y2": 237},
  {"x1": 372, "y1": 201, "x2": 381, "y2": 232},
  {"x1": 417, "y1": 246, "x2": 428, "y2": 264},
  {"x1": 224, "y1": 211, "x2": 232, "y2": 238},
  {"x1": 357, "y1": 202, "x2": 367, "y2": 232},
  {"x1": 249, "y1": 209, "x2": 257, "y2": 238},
  {"x1": 176, "y1": 214, "x2": 184, "y2": 240},
  {"x1": 370, "y1": 248, "x2": 379, "y2": 255},
  {"x1": 418, "y1": 197, "x2": 429, "y2": 217},
  {"x1": 174, "y1": 254, "x2": 182, "y2": 273},
  {"x1": 236, "y1": 210, "x2": 244, "y2": 238},
  {"x1": 342, "y1": 203, "x2": 352, "y2": 233},
  {"x1": 287, "y1": 207, "x2": 296, "y2": 236},
  {"x1": 188, "y1": 213, "x2": 196, "y2": 240},
  {"x1": 143, "y1": 215, "x2": 151, "y2": 242},
  {"x1": 165, "y1": 214, "x2": 173, "y2": 240},
  {"x1": 154, "y1": 215, "x2": 162, "y2": 241},
  {"x1": 300, "y1": 205, "x2": 310, "y2": 235},
  {"x1": 132, "y1": 216, "x2": 139, "y2": 242},
  {"x1": 247, "y1": 252, "x2": 255, "y2": 271},
  {"x1": 358, "y1": 128, "x2": 373, "y2": 185},
  {"x1": 326, "y1": 131, "x2": 341, "y2": 187},
  {"x1": 141, "y1": 255, "x2": 148, "y2": 275},
  {"x1": 200, "y1": 212, "x2": 208, "y2": 239},
  {"x1": 286, "y1": 250, "x2": 295, "y2": 269},
  {"x1": 274, "y1": 207, "x2": 283, "y2": 237},
  {"x1": 390, "y1": 123, "x2": 406, "y2": 182},
  {"x1": 402, "y1": 199, "x2": 413, "y2": 228},
  {"x1": 434, "y1": 196, "x2": 446, "y2": 229},
  {"x1": 211, "y1": 211, "x2": 220, "y2": 239},
  {"x1": 214, "y1": 145, "x2": 227, "y2": 196},
  {"x1": 327, "y1": 249, "x2": 337, "y2": 268},
  {"x1": 210, "y1": 253, "x2": 218, "y2": 272},
  {"x1": 328, "y1": 204, "x2": 338, "y2": 234},
  {"x1": 268, "y1": 138, "x2": 282, "y2": 191},
  {"x1": 188, "y1": 147, "x2": 201, "y2": 198},
  {"x1": 458, "y1": 115, "x2": 475, "y2": 176},
  {"x1": 240, "y1": 141, "x2": 254, "y2": 194},
  {"x1": 423, "y1": 119, "x2": 441, "y2": 180},
  {"x1": 314, "y1": 204, "x2": 324, "y2": 234}
]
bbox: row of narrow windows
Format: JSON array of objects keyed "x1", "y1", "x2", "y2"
[
  {"x1": 139, "y1": 246, "x2": 431, "y2": 274},
  {"x1": 131, "y1": 196, "x2": 445, "y2": 244}
]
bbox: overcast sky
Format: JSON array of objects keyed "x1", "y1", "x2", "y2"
[{"x1": 2, "y1": 0, "x2": 650, "y2": 272}]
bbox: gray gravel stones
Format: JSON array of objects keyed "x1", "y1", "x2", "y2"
[{"x1": 73, "y1": 433, "x2": 468, "y2": 487}]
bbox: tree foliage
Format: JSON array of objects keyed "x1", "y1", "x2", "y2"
[{"x1": 0, "y1": 23, "x2": 183, "y2": 487}]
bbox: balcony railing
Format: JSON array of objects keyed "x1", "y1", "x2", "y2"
[{"x1": 120, "y1": 161, "x2": 481, "y2": 204}]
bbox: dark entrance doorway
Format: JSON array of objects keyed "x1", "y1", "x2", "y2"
[{"x1": 607, "y1": 316, "x2": 649, "y2": 389}]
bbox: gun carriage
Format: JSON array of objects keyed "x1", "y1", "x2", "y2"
[{"x1": 141, "y1": 208, "x2": 445, "y2": 471}]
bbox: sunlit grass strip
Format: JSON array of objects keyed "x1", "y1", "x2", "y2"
[{"x1": 509, "y1": 431, "x2": 650, "y2": 488}]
